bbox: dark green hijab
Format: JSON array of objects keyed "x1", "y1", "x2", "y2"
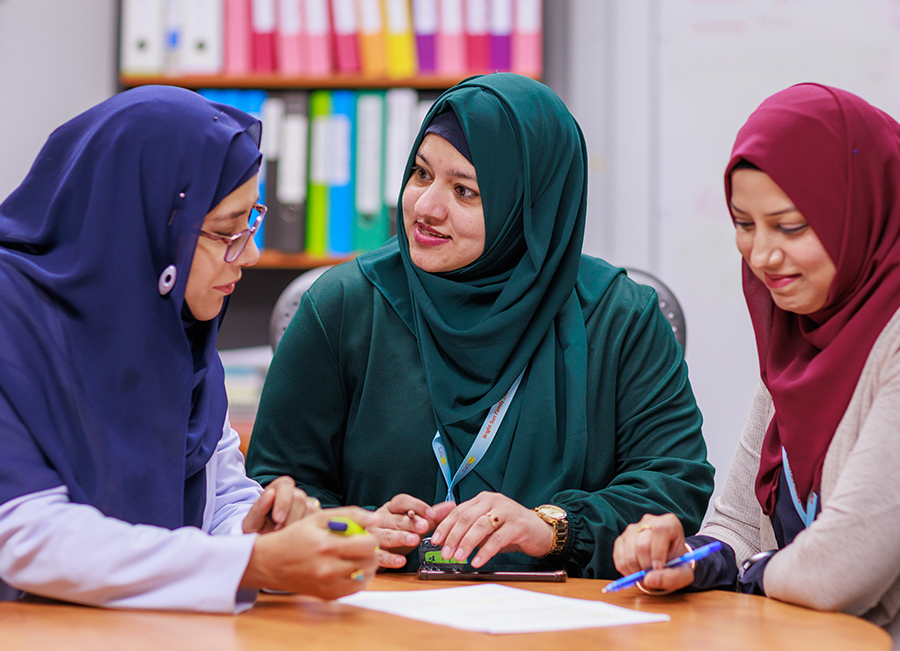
[{"x1": 359, "y1": 73, "x2": 603, "y2": 500}]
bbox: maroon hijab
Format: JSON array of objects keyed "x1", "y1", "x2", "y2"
[{"x1": 724, "y1": 83, "x2": 900, "y2": 515}]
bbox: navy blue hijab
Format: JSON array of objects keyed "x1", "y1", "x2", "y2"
[{"x1": 0, "y1": 86, "x2": 261, "y2": 529}]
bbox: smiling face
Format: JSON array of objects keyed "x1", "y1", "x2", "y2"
[
  {"x1": 184, "y1": 175, "x2": 260, "y2": 321},
  {"x1": 730, "y1": 168, "x2": 836, "y2": 315},
  {"x1": 402, "y1": 133, "x2": 486, "y2": 273}
]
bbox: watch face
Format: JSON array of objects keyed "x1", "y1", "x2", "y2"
[{"x1": 537, "y1": 504, "x2": 567, "y2": 521}]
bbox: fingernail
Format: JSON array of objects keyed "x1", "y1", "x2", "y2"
[
  {"x1": 406, "y1": 533, "x2": 418, "y2": 545},
  {"x1": 454, "y1": 550, "x2": 467, "y2": 562},
  {"x1": 431, "y1": 533, "x2": 442, "y2": 544},
  {"x1": 425, "y1": 507, "x2": 436, "y2": 519},
  {"x1": 471, "y1": 556, "x2": 483, "y2": 567},
  {"x1": 442, "y1": 546, "x2": 454, "y2": 559}
]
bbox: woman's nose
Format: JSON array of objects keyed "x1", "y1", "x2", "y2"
[
  {"x1": 414, "y1": 184, "x2": 448, "y2": 221},
  {"x1": 749, "y1": 233, "x2": 783, "y2": 268},
  {"x1": 236, "y1": 236, "x2": 261, "y2": 267}
]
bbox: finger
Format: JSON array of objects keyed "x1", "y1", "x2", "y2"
[
  {"x1": 469, "y1": 522, "x2": 508, "y2": 568},
  {"x1": 271, "y1": 479, "x2": 306, "y2": 525},
  {"x1": 377, "y1": 547, "x2": 408, "y2": 569},
  {"x1": 242, "y1": 488, "x2": 277, "y2": 534},
  {"x1": 323, "y1": 506, "x2": 378, "y2": 529},
  {"x1": 384, "y1": 494, "x2": 436, "y2": 520},
  {"x1": 641, "y1": 565, "x2": 694, "y2": 592},
  {"x1": 372, "y1": 526, "x2": 421, "y2": 550},
  {"x1": 434, "y1": 502, "x2": 488, "y2": 558}
]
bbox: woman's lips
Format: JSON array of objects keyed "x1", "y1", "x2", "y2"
[
  {"x1": 414, "y1": 222, "x2": 451, "y2": 245},
  {"x1": 217, "y1": 282, "x2": 237, "y2": 295},
  {"x1": 764, "y1": 273, "x2": 798, "y2": 289}
]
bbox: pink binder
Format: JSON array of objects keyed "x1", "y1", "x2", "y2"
[
  {"x1": 465, "y1": 0, "x2": 489, "y2": 73},
  {"x1": 224, "y1": 0, "x2": 253, "y2": 74},
  {"x1": 304, "y1": 0, "x2": 334, "y2": 76},
  {"x1": 437, "y1": 0, "x2": 466, "y2": 75},
  {"x1": 512, "y1": 0, "x2": 541, "y2": 77},
  {"x1": 331, "y1": 0, "x2": 361, "y2": 74},
  {"x1": 277, "y1": 0, "x2": 309, "y2": 75}
]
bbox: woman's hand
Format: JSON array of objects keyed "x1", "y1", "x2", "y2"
[
  {"x1": 242, "y1": 476, "x2": 321, "y2": 534},
  {"x1": 611, "y1": 513, "x2": 693, "y2": 593},
  {"x1": 430, "y1": 492, "x2": 555, "y2": 568},
  {"x1": 241, "y1": 507, "x2": 379, "y2": 600},
  {"x1": 372, "y1": 494, "x2": 455, "y2": 569}
]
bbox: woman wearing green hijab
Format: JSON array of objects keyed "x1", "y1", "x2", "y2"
[{"x1": 246, "y1": 73, "x2": 713, "y2": 576}]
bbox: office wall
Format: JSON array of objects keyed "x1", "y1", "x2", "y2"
[{"x1": 0, "y1": 0, "x2": 117, "y2": 200}]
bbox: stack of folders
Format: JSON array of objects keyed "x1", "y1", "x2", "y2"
[
  {"x1": 120, "y1": 0, "x2": 543, "y2": 79},
  {"x1": 198, "y1": 88, "x2": 437, "y2": 256}
]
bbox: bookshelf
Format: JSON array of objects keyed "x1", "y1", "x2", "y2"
[{"x1": 117, "y1": 0, "x2": 543, "y2": 348}]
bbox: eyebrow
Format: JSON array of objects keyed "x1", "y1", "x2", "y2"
[
  {"x1": 729, "y1": 202, "x2": 799, "y2": 217},
  {"x1": 416, "y1": 153, "x2": 479, "y2": 184},
  {"x1": 208, "y1": 200, "x2": 260, "y2": 224}
]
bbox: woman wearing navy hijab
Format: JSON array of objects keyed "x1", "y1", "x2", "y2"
[{"x1": 0, "y1": 86, "x2": 377, "y2": 611}]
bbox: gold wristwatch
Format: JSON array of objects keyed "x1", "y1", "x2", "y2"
[{"x1": 533, "y1": 504, "x2": 568, "y2": 558}]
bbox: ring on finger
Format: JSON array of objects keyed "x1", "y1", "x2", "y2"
[
  {"x1": 308, "y1": 497, "x2": 321, "y2": 509},
  {"x1": 636, "y1": 524, "x2": 652, "y2": 534},
  {"x1": 350, "y1": 564, "x2": 365, "y2": 582},
  {"x1": 486, "y1": 512, "x2": 501, "y2": 530}
]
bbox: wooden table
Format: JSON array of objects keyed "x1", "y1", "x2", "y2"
[{"x1": 0, "y1": 574, "x2": 890, "y2": 651}]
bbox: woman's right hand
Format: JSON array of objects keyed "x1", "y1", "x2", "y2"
[
  {"x1": 372, "y1": 494, "x2": 456, "y2": 569},
  {"x1": 241, "y1": 506, "x2": 379, "y2": 600},
  {"x1": 611, "y1": 513, "x2": 694, "y2": 593}
]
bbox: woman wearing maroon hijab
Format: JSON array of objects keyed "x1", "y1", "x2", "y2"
[{"x1": 609, "y1": 83, "x2": 900, "y2": 645}]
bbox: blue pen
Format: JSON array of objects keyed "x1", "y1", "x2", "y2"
[{"x1": 602, "y1": 541, "x2": 723, "y2": 593}]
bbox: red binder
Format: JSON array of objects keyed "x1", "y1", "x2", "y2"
[
  {"x1": 251, "y1": 0, "x2": 278, "y2": 72},
  {"x1": 465, "y1": 0, "x2": 490, "y2": 73},
  {"x1": 331, "y1": 0, "x2": 361, "y2": 73}
]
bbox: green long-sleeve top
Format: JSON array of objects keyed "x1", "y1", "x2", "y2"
[{"x1": 246, "y1": 255, "x2": 714, "y2": 578}]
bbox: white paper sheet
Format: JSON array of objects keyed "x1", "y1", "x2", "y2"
[{"x1": 338, "y1": 584, "x2": 670, "y2": 634}]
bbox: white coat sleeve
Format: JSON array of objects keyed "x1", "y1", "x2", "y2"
[{"x1": 0, "y1": 420, "x2": 263, "y2": 613}]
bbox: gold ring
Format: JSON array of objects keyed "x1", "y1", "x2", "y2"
[
  {"x1": 308, "y1": 497, "x2": 321, "y2": 509},
  {"x1": 350, "y1": 568, "x2": 365, "y2": 582},
  {"x1": 637, "y1": 524, "x2": 652, "y2": 534},
  {"x1": 636, "y1": 581, "x2": 672, "y2": 596},
  {"x1": 486, "y1": 513, "x2": 500, "y2": 530}
]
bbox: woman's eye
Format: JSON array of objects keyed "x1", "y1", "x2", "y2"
[
  {"x1": 733, "y1": 219, "x2": 753, "y2": 231},
  {"x1": 456, "y1": 185, "x2": 479, "y2": 200},
  {"x1": 410, "y1": 165, "x2": 430, "y2": 181},
  {"x1": 779, "y1": 223, "x2": 808, "y2": 234}
]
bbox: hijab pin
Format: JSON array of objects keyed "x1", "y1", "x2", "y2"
[
  {"x1": 179, "y1": 192, "x2": 186, "y2": 199},
  {"x1": 158, "y1": 265, "x2": 177, "y2": 296}
]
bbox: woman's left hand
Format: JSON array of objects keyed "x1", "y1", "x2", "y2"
[
  {"x1": 429, "y1": 492, "x2": 555, "y2": 568},
  {"x1": 242, "y1": 475, "x2": 322, "y2": 534}
]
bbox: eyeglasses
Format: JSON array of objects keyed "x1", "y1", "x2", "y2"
[{"x1": 199, "y1": 203, "x2": 267, "y2": 263}]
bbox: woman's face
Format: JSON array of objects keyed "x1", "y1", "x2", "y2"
[
  {"x1": 731, "y1": 168, "x2": 836, "y2": 315},
  {"x1": 184, "y1": 175, "x2": 260, "y2": 321},
  {"x1": 402, "y1": 133, "x2": 486, "y2": 273}
]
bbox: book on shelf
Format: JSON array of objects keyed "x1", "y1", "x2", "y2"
[{"x1": 120, "y1": 0, "x2": 543, "y2": 80}]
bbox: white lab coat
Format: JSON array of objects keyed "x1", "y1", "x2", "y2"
[{"x1": 0, "y1": 417, "x2": 261, "y2": 613}]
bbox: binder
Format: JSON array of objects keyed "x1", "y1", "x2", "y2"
[
  {"x1": 243, "y1": 90, "x2": 270, "y2": 250},
  {"x1": 512, "y1": 0, "x2": 541, "y2": 77},
  {"x1": 328, "y1": 90, "x2": 357, "y2": 254},
  {"x1": 489, "y1": 0, "x2": 513, "y2": 72},
  {"x1": 304, "y1": 0, "x2": 334, "y2": 75},
  {"x1": 331, "y1": 0, "x2": 362, "y2": 73},
  {"x1": 436, "y1": 0, "x2": 466, "y2": 75},
  {"x1": 306, "y1": 90, "x2": 333, "y2": 255},
  {"x1": 356, "y1": 0, "x2": 387, "y2": 77},
  {"x1": 277, "y1": 0, "x2": 308, "y2": 75},
  {"x1": 412, "y1": 0, "x2": 438, "y2": 74},
  {"x1": 353, "y1": 91, "x2": 390, "y2": 251},
  {"x1": 274, "y1": 92, "x2": 310, "y2": 253},
  {"x1": 383, "y1": 89, "x2": 418, "y2": 229},
  {"x1": 465, "y1": 0, "x2": 490, "y2": 73},
  {"x1": 384, "y1": 0, "x2": 418, "y2": 78},
  {"x1": 120, "y1": 0, "x2": 166, "y2": 76},
  {"x1": 223, "y1": 0, "x2": 253, "y2": 74},
  {"x1": 163, "y1": 0, "x2": 183, "y2": 74},
  {"x1": 180, "y1": 0, "x2": 224, "y2": 74},
  {"x1": 261, "y1": 95, "x2": 286, "y2": 252},
  {"x1": 251, "y1": 0, "x2": 278, "y2": 72}
]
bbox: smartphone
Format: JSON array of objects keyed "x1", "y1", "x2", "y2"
[{"x1": 416, "y1": 537, "x2": 567, "y2": 582}]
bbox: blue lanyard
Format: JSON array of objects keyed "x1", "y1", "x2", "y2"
[
  {"x1": 781, "y1": 446, "x2": 818, "y2": 529},
  {"x1": 432, "y1": 367, "x2": 527, "y2": 503}
]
